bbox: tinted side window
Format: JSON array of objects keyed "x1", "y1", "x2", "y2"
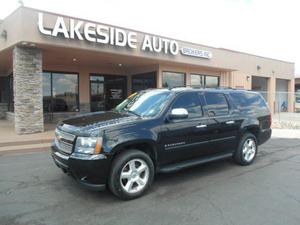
[
  {"x1": 230, "y1": 92, "x2": 268, "y2": 113},
  {"x1": 172, "y1": 92, "x2": 202, "y2": 118},
  {"x1": 204, "y1": 93, "x2": 229, "y2": 116}
]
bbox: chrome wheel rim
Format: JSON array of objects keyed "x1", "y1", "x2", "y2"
[
  {"x1": 242, "y1": 138, "x2": 256, "y2": 162},
  {"x1": 120, "y1": 159, "x2": 149, "y2": 194}
]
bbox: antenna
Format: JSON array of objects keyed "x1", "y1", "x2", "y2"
[{"x1": 18, "y1": 0, "x2": 24, "y2": 6}]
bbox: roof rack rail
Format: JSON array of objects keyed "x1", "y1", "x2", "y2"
[{"x1": 166, "y1": 85, "x2": 250, "y2": 91}]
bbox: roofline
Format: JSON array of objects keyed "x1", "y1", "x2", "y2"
[
  {"x1": 1, "y1": 6, "x2": 295, "y2": 65},
  {"x1": 218, "y1": 48, "x2": 294, "y2": 65}
]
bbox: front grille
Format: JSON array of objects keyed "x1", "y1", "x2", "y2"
[{"x1": 55, "y1": 128, "x2": 76, "y2": 155}]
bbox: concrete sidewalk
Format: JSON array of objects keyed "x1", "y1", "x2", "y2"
[{"x1": 0, "y1": 120, "x2": 55, "y2": 154}]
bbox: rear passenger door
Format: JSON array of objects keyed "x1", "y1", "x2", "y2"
[{"x1": 203, "y1": 92, "x2": 239, "y2": 154}]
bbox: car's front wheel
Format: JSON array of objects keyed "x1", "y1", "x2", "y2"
[
  {"x1": 233, "y1": 133, "x2": 258, "y2": 165},
  {"x1": 108, "y1": 149, "x2": 154, "y2": 200}
]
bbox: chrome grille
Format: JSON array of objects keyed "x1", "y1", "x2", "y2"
[{"x1": 55, "y1": 128, "x2": 76, "y2": 154}]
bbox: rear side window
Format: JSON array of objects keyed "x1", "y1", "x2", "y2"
[
  {"x1": 230, "y1": 92, "x2": 268, "y2": 113},
  {"x1": 204, "y1": 93, "x2": 229, "y2": 116},
  {"x1": 172, "y1": 92, "x2": 203, "y2": 118}
]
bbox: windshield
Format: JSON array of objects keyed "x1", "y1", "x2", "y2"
[{"x1": 115, "y1": 90, "x2": 172, "y2": 117}]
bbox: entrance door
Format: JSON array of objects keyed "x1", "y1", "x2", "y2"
[
  {"x1": 132, "y1": 72, "x2": 156, "y2": 93},
  {"x1": 90, "y1": 76, "x2": 105, "y2": 112},
  {"x1": 105, "y1": 76, "x2": 127, "y2": 110},
  {"x1": 90, "y1": 75, "x2": 127, "y2": 112}
]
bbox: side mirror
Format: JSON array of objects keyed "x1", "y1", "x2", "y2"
[{"x1": 169, "y1": 108, "x2": 188, "y2": 120}]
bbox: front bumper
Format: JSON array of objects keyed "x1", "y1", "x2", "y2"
[{"x1": 51, "y1": 142, "x2": 112, "y2": 191}]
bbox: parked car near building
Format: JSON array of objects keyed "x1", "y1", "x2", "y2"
[{"x1": 51, "y1": 87, "x2": 272, "y2": 200}]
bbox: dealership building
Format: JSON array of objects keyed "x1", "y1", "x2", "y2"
[{"x1": 0, "y1": 7, "x2": 295, "y2": 134}]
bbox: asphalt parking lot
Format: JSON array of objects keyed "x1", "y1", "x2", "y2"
[{"x1": 1, "y1": 137, "x2": 300, "y2": 225}]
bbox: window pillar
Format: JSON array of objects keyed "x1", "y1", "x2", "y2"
[{"x1": 13, "y1": 46, "x2": 44, "y2": 134}]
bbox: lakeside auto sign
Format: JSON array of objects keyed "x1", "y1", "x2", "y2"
[{"x1": 38, "y1": 12, "x2": 212, "y2": 59}]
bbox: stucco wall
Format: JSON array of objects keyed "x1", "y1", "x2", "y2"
[{"x1": 0, "y1": 7, "x2": 295, "y2": 79}]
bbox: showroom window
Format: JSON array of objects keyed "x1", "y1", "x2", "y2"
[
  {"x1": 162, "y1": 72, "x2": 185, "y2": 88},
  {"x1": 191, "y1": 74, "x2": 219, "y2": 88},
  {"x1": 43, "y1": 72, "x2": 79, "y2": 112},
  {"x1": 205, "y1": 76, "x2": 219, "y2": 88},
  {"x1": 191, "y1": 74, "x2": 205, "y2": 87}
]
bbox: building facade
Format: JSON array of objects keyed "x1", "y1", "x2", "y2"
[
  {"x1": 295, "y1": 76, "x2": 300, "y2": 92},
  {"x1": 0, "y1": 7, "x2": 295, "y2": 134}
]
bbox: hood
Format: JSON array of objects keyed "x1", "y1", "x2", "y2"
[{"x1": 59, "y1": 111, "x2": 139, "y2": 135}]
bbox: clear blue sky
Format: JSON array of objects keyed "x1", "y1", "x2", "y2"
[{"x1": 1, "y1": 0, "x2": 299, "y2": 75}]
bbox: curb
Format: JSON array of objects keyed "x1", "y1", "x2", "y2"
[{"x1": 0, "y1": 146, "x2": 50, "y2": 156}]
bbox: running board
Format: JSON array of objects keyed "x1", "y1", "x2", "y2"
[{"x1": 159, "y1": 153, "x2": 233, "y2": 173}]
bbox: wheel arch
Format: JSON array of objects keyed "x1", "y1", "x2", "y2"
[
  {"x1": 111, "y1": 140, "x2": 158, "y2": 169},
  {"x1": 241, "y1": 125, "x2": 260, "y2": 143}
]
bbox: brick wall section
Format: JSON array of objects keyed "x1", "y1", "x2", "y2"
[{"x1": 13, "y1": 46, "x2": 44, "y2": 134}]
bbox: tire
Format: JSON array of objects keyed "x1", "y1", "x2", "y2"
[
  {"x1": 108, "y1": 149, "x2": 155, "y2": 200},
  {"x1": 233, "y1": 133, "x2": 258, "y2": 166}
]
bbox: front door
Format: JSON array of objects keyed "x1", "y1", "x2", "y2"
[
  {"x1": 90, "y1": 75, "x2": 127, "y2": 112},
  {"x1": 158, "y1": 92, "x2": 211, "y2": 165}
]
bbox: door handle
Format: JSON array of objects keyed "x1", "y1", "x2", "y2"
[
  {"x1": 196, "y1": 124, "x2": 207, "y2": 128},
  {"x1": 226, "y1": 121, "x2": 235, "y2": 125}
]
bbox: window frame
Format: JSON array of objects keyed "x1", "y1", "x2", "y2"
[
  {"x1": 190, "y1": 73, "x2": 205, "y2": 87},
  {"x1": 205, "y1": 75, "x2": 220, "y2": 88},
  {"x1": 190, "y1": 73, "x2": 220, "y2": 88},
  {"x1": 203, "y1": 92, "x2": 230, "y2": 117},
  {"x1": 162, "y1": 71, "x2": 186, "y2": 88},
  {"x1": 131, "y1": 71, "x2": 157, "y2": 93},
  {"x1": 43, "y1": 71, "x2": 80, "y2": 113},
  {"x1": 168, "y1": 91, "x2": 204, "y2": 119}
]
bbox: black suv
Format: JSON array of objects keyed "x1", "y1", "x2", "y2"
[{"x1": 51, "y1": 88, "x2": 271, "y2": 200}]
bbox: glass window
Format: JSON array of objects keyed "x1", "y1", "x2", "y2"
[
  {"x1": 43, "y1": 72, "x2": 79, "y2": 112},
  {"x1": 204, "y1": 92, "x2": 229, "y2": 116},
  {"x1": 205, "y1": 76, "x2": 219, "y2": 88},
  {"x1": 191, "y1": 74, "x2": 204, "y2": 87},
  {"x1": 251, "y1": 76, "x2": 268, "y2": 101},
  {"x1": 42, "y1": 72, "x2": 51, "y2": 112},
  {"x1": 115, "y1": 90, "x2": 172, "y2": 117},
  {"x1": 172, "y1": 92, "x2": 202, "y2": 118},
  {"x1": 230, "y1": 92, "x2": 268, "y2": 113},
  {"x1": 162, "y1": 72, "x2": 185, "y2": 88},
  {"x1": 0, "y1": 77, "x2": 9, "y2": 103},
  {"x1": 132, "y1": 72, "x2": 156, "y2": 93}
]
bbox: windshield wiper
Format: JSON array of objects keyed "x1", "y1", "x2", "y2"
[{"x1": 125, "y1": 109, "x2": 140, "y2": 117}]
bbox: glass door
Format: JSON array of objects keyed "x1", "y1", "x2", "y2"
[
  {"x1": 90, "y1": 75, "x2": 127, "y2": 112},
  {"x1": 90, "y1": 75, "x2": 105, "y2": 112},
  {"x1": 105, "y1": 76, "x2": 127, "y2": 110}
]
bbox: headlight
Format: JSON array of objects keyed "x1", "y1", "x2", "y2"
[{"x1": 74, "y1": 137, "x2": 103, "y2": 155}]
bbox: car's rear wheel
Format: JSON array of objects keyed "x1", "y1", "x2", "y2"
[
  {"x1": 108, "y1": 149, "x2": 154, "y2": 200},
  {"x1": 233, "y1": 133, "x2": 258, "y2": 165}
]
